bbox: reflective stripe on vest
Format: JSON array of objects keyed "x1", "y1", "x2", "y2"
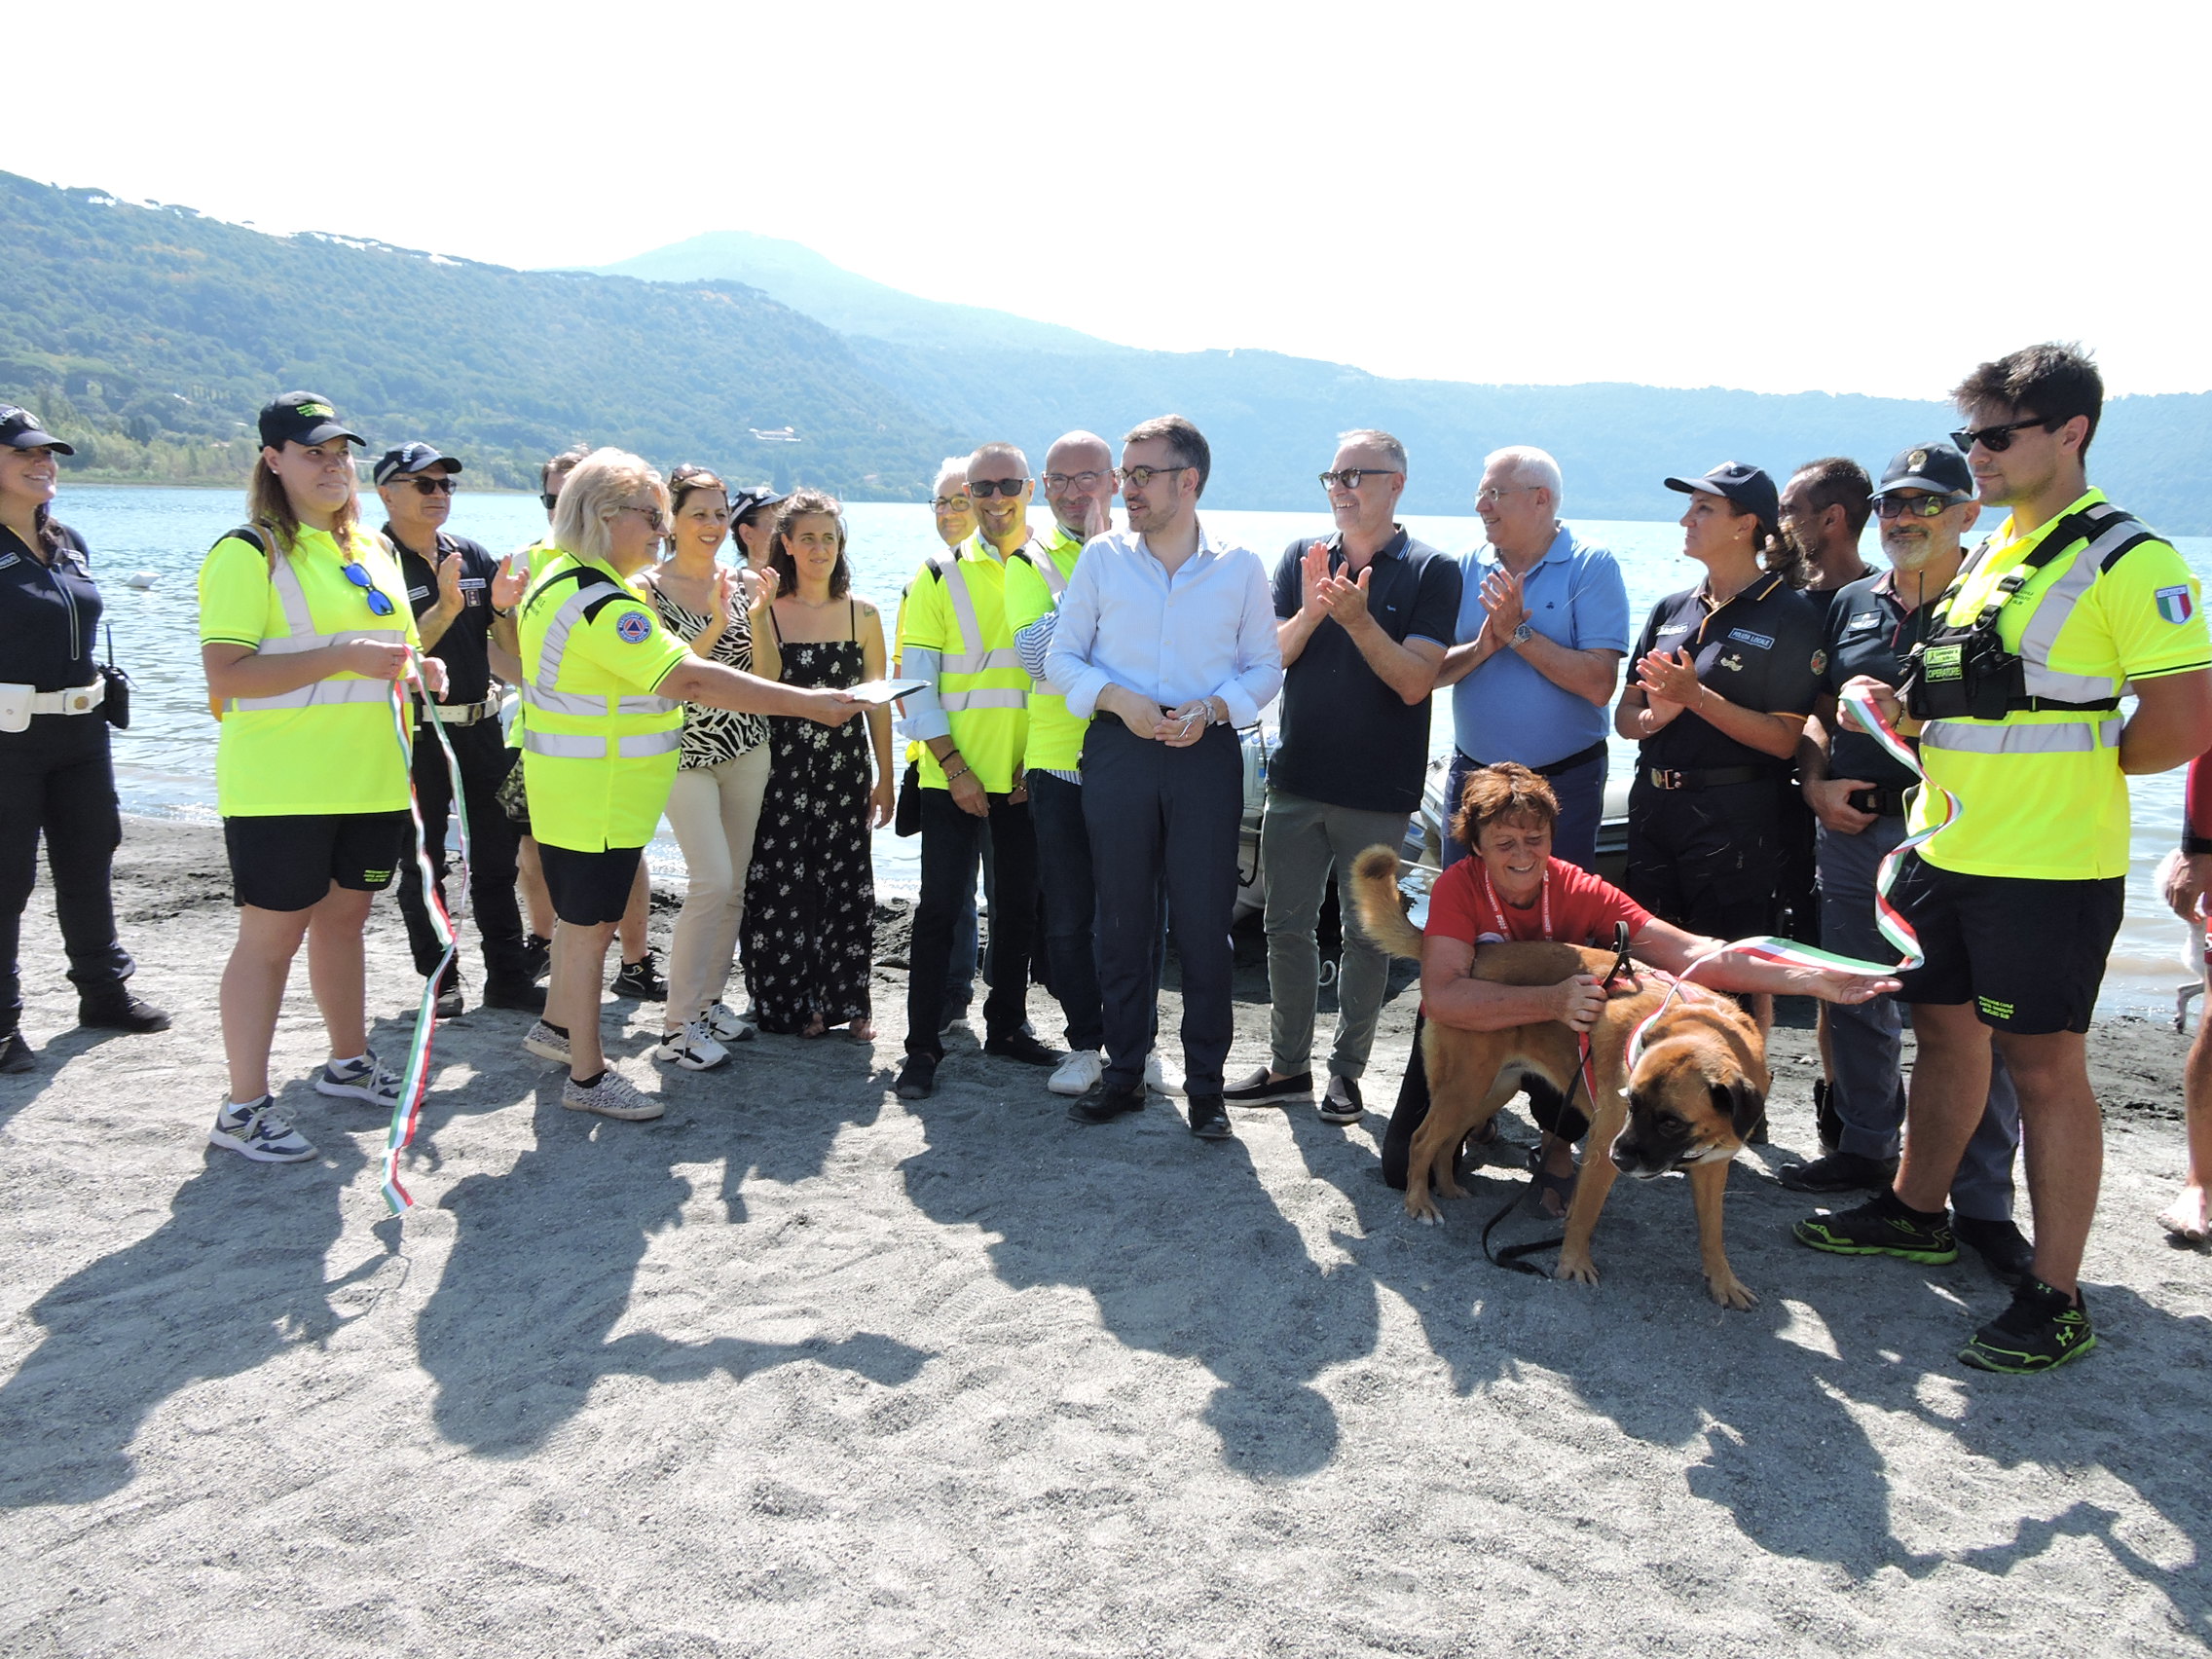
[
  {"x1": 527, "y1": 575, "x2": 681, "y2": 718},
  {"x1": 938, "y1": 687, "x2": 1028, "y2": 712},
  {"x1": 1018, "y1": 543, "x2": 1069, "y2": 694},
  {"x1": 2009, "y1": 504, "x2": 2156, "y2": 706},
  {"x1": 524, "y1": 727, "x2": 683, "y2": 759},
  {"x1": 932, "y1": 552, "x2": 1023, "y2": 674},
  {"x1": 1921, "y1": 716, "x2": 2122, "y2": 756},
  {"x1": 225, "y1": 539, "x2": 407, "y2": 712}
]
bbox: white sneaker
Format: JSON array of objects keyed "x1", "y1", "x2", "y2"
[
  {"x1": 315, "y1": 1052, "x2": 402, "y2": 1108},
  {"x1": 523, "y1": 1021, "x2": 571, "y2": 1064},
  {"x1": 703, "y1": 1002, "x2": 756, "y2": 1044},
  {"x1": 208, "y1": 1097, "x2": 317, "y2": 1162},
  {"x1": 1049, "y1": 1048, "x2": 1104, "y2": 1097},
  {"x1": 654, "y1": 1020, "x2": 730, "y2": 1071},
  {"x1": 1145, "y1": 1051, "x2": 1183, "y2": 1095},
  {"x1": 562, "y1": 1069, "x2": 663, "y2": 1121}
]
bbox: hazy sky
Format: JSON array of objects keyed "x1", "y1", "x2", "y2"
[{"x1": 22, "y1": 0, "x2": 2209, "y2": 399}]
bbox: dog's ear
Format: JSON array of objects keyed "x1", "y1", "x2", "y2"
[{"x1": 1711, "y1": 1077, "x2": 1765, "y2": 1141}]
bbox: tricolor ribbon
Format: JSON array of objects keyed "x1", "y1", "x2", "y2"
[
  {"x1": 1628, "y1": 683, "x2": 1960, "y2": 1065},
  {"x1": 379, "y1": 657, "x2": 473, "y2": 1214}
]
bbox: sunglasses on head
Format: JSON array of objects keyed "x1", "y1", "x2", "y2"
[
  {"x1": 340, "y1": 560, "x2": 397, "y2": 617},
  {"x1": 1950, "y1": 416, "x2": 2056, "y2": 454},
  {"x1": 1874, "y1": 493, "x2": 1967, "y2": 520},
  {"x1": 967, "y1": 478, "x2": 1028, "y2": 498},
  {"x1": 400, "y1": 475, "x2": 456, "y2": 497}
]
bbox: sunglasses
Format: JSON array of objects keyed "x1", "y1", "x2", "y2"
[
  {"x1": 1874, "y1": 493, "x2": 1968, "y2": 520},
  {"x1": 398, "y1": 475, "x2": 457, "y2": 496},
  {"x1": 340, "y1": 560, "x2": 397, "y2": 617},
  {"x1": 1114, "y1": 464, "x2": 1189, "y2": 489},
  {"x1": 618, "y1": 503, "x2": 669, "y2": 533},
  {"x1": 1320, "y1": 468, "x2": 1399, "y2": 491},
  {"x1": 1950, "y1": 416, "x2": 2055, "y2": 455},
  {"x1": 538, "y1": 492, "x2": 560, "y2": 510},
  {"x1": 967, "y1": 478, "x2": 1028, "y2": 498}
]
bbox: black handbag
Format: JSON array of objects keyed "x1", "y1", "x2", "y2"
[
  {"x1": 99, "y1": 625, "x2": 130, "y2": 729},
  {"x1": 894, "y1": 759, "x2": 922, "y2": 837}
]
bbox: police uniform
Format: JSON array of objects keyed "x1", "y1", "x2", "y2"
[
  {"x1": 387, "y1": 522, "x2": 533, "y2": 996},
  {"x1": 0, "y1": 511, "x2": 138, "y2": 1042},
  {"x1": 1624, "y1": 571, "x2": 1825, "y2": 940},
  {"x1": 1894, "y1": 488, "x2": 2211, "y2": 1031},
  {"x1": 514, "y1": 545, "x2": 691, "y2": 925}
]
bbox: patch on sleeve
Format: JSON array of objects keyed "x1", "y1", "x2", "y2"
[
  {"x1": 1810, "y1": 648, "x2": 1828, "y2": 676},
  {"x1": 614, "y1": 608, "x2": 654, "y2": 644},
  {"x1": 2156, "y1": 585, "x2": 2195, "y2": 625}
]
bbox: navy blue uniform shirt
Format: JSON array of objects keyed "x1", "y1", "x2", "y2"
[
  {"x1": 1632, "y1": 571, "x2": 1824, "y2": 773},
  {"x1": 386, "y1": 526, "x2": 500, "y2": 705},
  {"x1": 0, "y1": 520, "x2": 102, "y2": 691},
  {"x1": 1821, "y1": 568, "x2": 1940, "y2": 793}
]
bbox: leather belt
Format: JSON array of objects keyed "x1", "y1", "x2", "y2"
[
  {"x1": 415, "y1": 694, "x2": 501, "y2": 728},
  {"x1": 1456, "y1": 738, "x2": 1609, "y2": 780},
  {"x1": 29, "y1": 680, "x2": 105, "y2": 716},
  {"x1": 1645, "y1": 764, "x2": 1769, "y2": 791},
  {"x1": 1846, "y1": 785, "x2": 1910, "y2": 817}
]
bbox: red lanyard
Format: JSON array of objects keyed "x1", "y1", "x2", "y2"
[{"x1": 1479, "y1": 862, "x2": 1548, "y2": 940}]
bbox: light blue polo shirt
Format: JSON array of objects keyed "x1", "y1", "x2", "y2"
[{"x1": 1451, "y1": 524, "x2": 1630, "y2": 766}]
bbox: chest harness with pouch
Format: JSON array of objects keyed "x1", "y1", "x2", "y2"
[{"x1": 1898, "y1": 501, "x2": 2156, "y2": 722}]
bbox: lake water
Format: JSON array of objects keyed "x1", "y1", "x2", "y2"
[{"x1": 54, "y1": 484, "x2": 2210, "y2": 1021}]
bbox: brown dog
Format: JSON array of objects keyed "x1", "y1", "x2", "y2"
[{"x1": 1351, "y1": 845, "x2": 1770, "y2": 1309}]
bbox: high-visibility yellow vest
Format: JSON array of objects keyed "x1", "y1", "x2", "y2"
[
  {"x1": 515, "y1": 548, "x2": 693, "y2": 851},
  {"x1": 898, "y1": 533, "x2": 1030, "y2": 793},
  {"x1": 1003, "y1": 524, "x2": 1083, "y2": 772}
]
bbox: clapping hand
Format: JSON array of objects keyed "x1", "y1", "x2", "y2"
[
  {"x1": 1480, "y1": 569, "x2": 1529, "y2": 640},
  {"x1": 1298, "y1": 540, "x2": 1332, "y2": 618},
  {"x1": 1316, "y1": 562, "x2": 1374, "y2": 627},
  {"x1": 492, "y1": 554, "x2": 529, "y2": 611},
  {"x1": 709, "y1": 565, "x2": 738, "y2": 631},
  {"x1": 435, "y1": 546, "x2": 465, "y2": 612},
  {"x1": 1636, "y1": 647, "x2": 1701, "y2": 708}
]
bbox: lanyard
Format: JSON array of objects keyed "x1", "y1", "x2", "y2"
[{"x1": 1478, "y1": 862, "x2": 1548, "y2": 940}]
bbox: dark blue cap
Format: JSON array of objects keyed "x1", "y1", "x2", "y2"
[
  {"x1": 373, "y1": 442, "x2": 462, "y2": 486},
  {"x1": 0, "y1": 406, "x2": 72, "y2": 455},
  {"x1": 1664, "y1": 461, "x2": 1780, "y2": 526},
  {"x1": 1874, "y1": 442, "x2": 1972, "y2": 498}
]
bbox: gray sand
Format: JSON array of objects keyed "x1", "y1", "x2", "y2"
[{"x1": 1, "y1": 819, "x2": 2208, "y2": 1657}]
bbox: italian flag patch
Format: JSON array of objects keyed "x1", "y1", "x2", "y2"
[{"x1": 2157, "y1": 585, "x2": 2195, "y2": 625}]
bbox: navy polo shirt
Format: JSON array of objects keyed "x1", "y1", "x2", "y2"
[
  {"x1": 1268, "y1": 527, "x2": 1461, "y2": 813},
  {"x1": 0, "y1": 520, "x2": 102, "y2": 691},
  {"x1": 1821, "y1": 569, "x2": 1939, "y2": 793},
  {"x1": 1632, "y1": 572, "x2": 1824, "y2": 773},
  {"x1": 387, "y1": 525, "x2": 500, "y2": 704}
]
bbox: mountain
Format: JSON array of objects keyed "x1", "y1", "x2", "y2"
[
  {"x1": 594, "y1": 234, "x2": 2212, "y2": 535},
  {"x1": 0, "y1": 171, "x2": 956, "y2": 497},
  {"x1": 581, "y1": 233, "x2": 1122, "y2": 357}
]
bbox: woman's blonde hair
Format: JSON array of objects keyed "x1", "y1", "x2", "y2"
[
  {"x1": 250, "y1": 442, "x2": 361, "y2": 554},
  {"x1": 552, "y1": 448, "x2": 666, "y2": 565}
]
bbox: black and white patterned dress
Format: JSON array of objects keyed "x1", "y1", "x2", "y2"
[
  {"x1": 647, "y1": 585, "x2": 767, "y2": 768},
  {"x1": 741, "y1": 603, "x2": 874, "y2": 1032}
]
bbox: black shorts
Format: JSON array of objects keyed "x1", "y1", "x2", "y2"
[
  {"x1": 224, "y1": 811, "x2": 411, "y2": 912},
  {"x1": 1623, "y1": 778, "x2": 1786, "y2": 943},
  {"x1": 538, "y1": 842, "x2": 642, "y2": 926},
  {"x1": 1890, "y1": 854, "x2": 2123, "y2": 1035}
]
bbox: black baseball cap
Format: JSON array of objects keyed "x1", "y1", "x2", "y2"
[
  {"x1": 0, "y1": 406, "x2": 73, "y2": 455},
  {"x1": 258, "y1": 391, "x2": 365, "y2": 451},
  {"x1": 373, "y1": 442, "x2": 463, "y2": 486},
  {"x1": 1663, "y1": 461, "x2": 1780, "y2": 526},
  {"x1": 1874, "y1": 441, "x2": 1972, "y2": 499},
  {"x1": 729, "y1": 485, "x2": 788, "y2": 523}
]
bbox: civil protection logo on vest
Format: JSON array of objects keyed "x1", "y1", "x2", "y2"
[
  {"x1": 615, "y1": 608, "x2": 653, "y2": 643},
  {"x1": 2156, "y1": 585, "x2": 2195, "y2": 625}
]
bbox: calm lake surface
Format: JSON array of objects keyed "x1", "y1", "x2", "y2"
[{"x1": 54, "y1": 484, "x2": 2210, "y2": 1020}]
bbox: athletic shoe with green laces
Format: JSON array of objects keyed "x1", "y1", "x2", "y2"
[
  {"x1": 1792, "y1": 1194, "x2": 1959, "y2": 1264},
  {"x1": 1959, "y1": 1278, "x2": 2097, "y2": 1374}
]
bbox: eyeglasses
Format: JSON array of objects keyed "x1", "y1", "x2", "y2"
[
  {"x1": 401, "y1": 475, "x2": 457, "y2": 497},
  {"x1": 1950, "y1": 416, "x2": 2055, "y2": 455},
  {"x1": 1874, "y1": 493, "x2": 1968, "y2": 520},
  {"x1": 1319, "y1": 468, "x2": 1399, "y2": 491},
  {"x1": 617, "y1": 503, "x2": 668, "y2": 533},
  {"x1": 932, "y1": 495, "x2": 973, "y2": 511},
  {"x1": 1041, "y1": 470, "x2": 1107, "y2": 494},
  {"x1": 1476, "y1": 485, "x2": 1539, "y2": 507},
  {"x1": 340, "y1": 560, "x2": 397, "y2": 617},
  {"x1": 967, "y1": 478, "x2": 1028, "y2": 498},
  {"x1": 1114, "y1": 464, "x2": 1190, "y2": 489}
]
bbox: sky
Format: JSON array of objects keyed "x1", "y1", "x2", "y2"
[{"x1": 20, "y1": 0, "x2": 2211, "y2": 400}]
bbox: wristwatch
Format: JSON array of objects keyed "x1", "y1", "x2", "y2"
[{"x1": 1509, "y1": 621, "x2": 1533, "y2": 648}]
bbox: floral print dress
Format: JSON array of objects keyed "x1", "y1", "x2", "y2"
[{"x1": 741, "y1": 602, "x2": 874, "y2": 1032}]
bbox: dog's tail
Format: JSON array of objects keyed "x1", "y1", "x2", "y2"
[{"x1": 1350, "y1": 844, "x2": 1426, "y2": 961}]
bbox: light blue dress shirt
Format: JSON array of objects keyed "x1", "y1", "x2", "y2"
[
  {"x1": 1046, "y1": 522, "x2": 1283, "y2": 728},
  {"x1": 1450, "y1": 524, "x2": 1630, "y2": 766}
]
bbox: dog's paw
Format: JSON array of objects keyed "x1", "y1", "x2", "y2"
[
  {"x1": 1403, "y1": 1191, "x2": 1442, "y2": 1226},
  {"x1": 1708, "y1": 1274, "x2": 1758, "y2": 1311},
  {"x1": 1555, "y1": 1252, "x2": 1600, "y2": 1287},
  {"x1": 1434, "y1": 1178, "x2": 1467, "y2": 1200}
]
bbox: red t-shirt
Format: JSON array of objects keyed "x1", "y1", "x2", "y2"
[{"x1": 1426, "y1": 857, "x2": 1650, "y2": 948}]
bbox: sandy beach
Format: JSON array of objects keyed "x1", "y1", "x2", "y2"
[{"x1": 1, "y1": 816, "x2": 2208, "y2": 1657}]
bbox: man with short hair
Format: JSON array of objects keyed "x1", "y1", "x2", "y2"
[
  {"x1": 1787, "y1": 441, "x2": 2026, "y2": 1282},
  {"x1": 1781, "y1": 458, "x2": 1877, "y2": 595},
  {"x1": 1048, "y1": 416, "x2": 1281, "y2": 1140},
  {"x1": 894, "y1": 442, "x2": 1062, "y2": 1098},
  {"x1": 1798, "y1": 344, "x2": 2212, "y2": 1373},
  {"x1": 377, "y1": 443, "x2": 542, "y2": 1016},
  {"x1": 1226, "y1": 429, "x2": 1459, "y2": 1124}
]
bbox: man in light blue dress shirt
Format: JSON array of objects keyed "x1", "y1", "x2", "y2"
[{"x1": 1047, "y1": 416, "x2": 1282, "y2": 1139}]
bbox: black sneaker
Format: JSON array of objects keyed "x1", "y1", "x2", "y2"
[
  {"x1": 1187, "y1": 1093, "x2": 1233, "y2": 1140},
  {"x1": 77, "y1": 991, "x2": 172, "y2": 1033},
  {"x1": 1316, "y1": 1075, "x2": 1364, "y2": 1124},
  {"x1": 1222, "y1": 1066, "x2": 1312, "y2": 1106},
  {"x1": 0, "y1": 1032, "x2": 33, "y2": 1074},
  {"x1": 894, "y1": 1053, "x2": 938, "y2": 1100},
  {"x1": 983, "y1": 1030, "x2": 1061, "y2": 1067},
  {"x1": 523, "y1": 934, "x2": 552, "y2": 982},
  {"x1": 480, "y1": 977, "x2": 549, "y2": 1014},
  {"x1": 1960, "y1": 1277, "x2": 2097, "y2": 1374},
  {"x1": 1777, "y1": 1150, "x2": 1898, "y2": 1193},
  {"x1": 1792, "y1": 1193, "x2": 1958, "y2": 1264},
  {"x1": 1068, "y1": 1080, "x2": 1146, "y2": 1125},
  {"x1": 433, "y1": 981, "x2": 464, "y2": 1019},
  {"x1": 1955, "y1": 1216, "x2": 2036, "y2": 1287},
  {"x1": 610, "y1": 950, "x2": 667, "y2": 1002}
]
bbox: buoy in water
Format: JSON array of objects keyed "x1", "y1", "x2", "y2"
[{"x1": 125, "y1": 571, "x2": 159, "y2": 589}]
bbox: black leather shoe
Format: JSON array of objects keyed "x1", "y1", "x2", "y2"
[
  {"x1": 523, "y1": 934, "x2": 552, "y2": 982},
  {"x1": 1813, "y1": 1078, "x2": 1843, "y2": 1153},
  {"x1": 1956, "y1": 1215, "x2": 2036, "y2": 1287},
  {"x1": 895, "y1": 1053, "x2": 939, "y2": 1100},
  {"x1": 480, "y1": 978, "x2": 548, "y2": 1014},
  {"x1": 1187, "y1": 1093, "x2": 1233, "y2": 1140},
  {"x1": 0, "y1": 1032, "x2": 33, "y2": 1074},
  {"x1": 1068, "y1": 1080, "x2": 1145, "y2": 1124},
  {"x1": 433, "y1": 983, "x2": 464, "y2": 1019},
  {"x1": 1777, "y1": 1150, "x2": 1899, "y2": 1193},
  {"x1": 984, "y1": 1030, "x2": 1061, "y2": 1067},
  {"x1": 77, "y1": 992, "x2": 171, "y2": 1033}
]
